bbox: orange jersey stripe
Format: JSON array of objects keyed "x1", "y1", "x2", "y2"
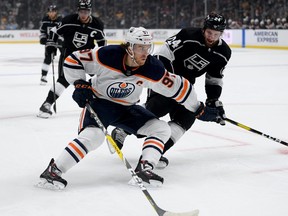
[
  {"x1": 65, "y1": 57, "x2": 79, "y2": 65},
  {"x1": 78, "y1": 107, "x2": 86, "y2": 132},
  {"x1": 112, "y1": 98, "x2": 133, "y2": 105},
  {"x1": 175, "y1": 78, "x2": 189, "y2": 102}
]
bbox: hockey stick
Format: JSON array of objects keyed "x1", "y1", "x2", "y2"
[
  {"x1": 225, "y1": 117, "x2": 288, "y2": 147},
  {"x1": 51, "y1": 53, "x2": 57, "y2": 113},
  {"x1": 86, "y1": 103, "x2": 199, "y2": 216}
]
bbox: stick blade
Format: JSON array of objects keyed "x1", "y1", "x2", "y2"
[
  {"x1": 106, "y1": 139, "x2": 116, "y2": 154},
  {"x1": 163, "y1": 209, "x2": 199, "y2": 216}
]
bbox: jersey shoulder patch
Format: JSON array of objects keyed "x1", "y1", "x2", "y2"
[
  {"x1": 219, "y1": 39, "x2": 232, "y2": 60},
  {"x1": 61, "y1": 14, "x2": 78, "y2": 25},
  {"x1": 97, "y1": 45, "x2": 125, "y2": 70},
  {"x1": 177, "y1": 27, "x2": 201, "y2": 41},
  {"x1": 91, "y1": 16, "x2": 104, "y2": 30},
  {"x1": 137, "y1": 56, "x2": 166, "y2": 81}
]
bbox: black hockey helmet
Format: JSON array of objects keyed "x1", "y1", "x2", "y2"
[
  {"x1": 203, "y1": 12, "x2": 226, "y2": 32},
  {"x1": 48, "y1": 4, "x2": 57, "y2": 12},
  {"x1": 78, "y1": 0, "x2": 92, "y2": 10}
]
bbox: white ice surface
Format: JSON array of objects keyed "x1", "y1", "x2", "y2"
[{"x1": 1, "y1": 44, "x2": 288, "y2": 216}]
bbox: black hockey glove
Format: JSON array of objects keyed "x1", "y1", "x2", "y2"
[
  {"x1": 40, "y1": 37, "x2": 47, "y2": 45},
  {"x1": 46, "y1": 40, "x2": 57, "y2": 56},
  {"x1": 72, "y1": 80, "x2": 94, "y2": 108},
  {"x1": 195, "y1": 102, "x2": 219, "y2": 123},
  {"x1": 206, "y1": 99, "x2": 226, "y2": 125}
]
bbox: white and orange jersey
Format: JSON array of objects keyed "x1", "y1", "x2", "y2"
[{"x1": 63, "y1": 45, "x2": 201, "y2": 112}]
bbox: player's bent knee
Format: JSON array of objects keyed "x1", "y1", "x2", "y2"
[
  {"x1": 77, "y1": 127, "x2": 105, "y2": 152},
  {"x1": 137, "y1": 119, "x2": 171, "y2": 143}
]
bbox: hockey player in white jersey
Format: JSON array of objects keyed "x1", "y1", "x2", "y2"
[{"x1": 37, "y1": 27, "x2": 220, "y2": 190}]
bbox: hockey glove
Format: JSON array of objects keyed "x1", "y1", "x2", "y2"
[
  {"x1": 46, "y1": 40, "x2": 57, "y2": 56},
  {"x1": 206, "y1": 99, "x2": 226, "y2": 125},
  {"x1": 40, "y1": 37, "x2": 47, "y2": 45},
  {"x1": 195, "y1": 102, "x2": 219, "y2": 123},
  {"x1": 72, "y1": 80, "x2": 94, "y2": 108}
]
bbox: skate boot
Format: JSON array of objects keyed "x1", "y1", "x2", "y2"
[
  {"x1": 156, "y1": 156, "x2": 169, "y2": 169},
  {"x1": 36, "y1": 158, "x2": 67, "y2": 190},
  {"x1": 130, "y1": 160, "x2": 164, "y2": 187},
  {"x1": 37, "y1": 102, "x2": 52, "y2": 118},
  {"x1": 110, "y1": 128, "x2": 127, "y2": 153},
  {"x1": 40, "y1": 75, "x2": 48, "y2": 85}
]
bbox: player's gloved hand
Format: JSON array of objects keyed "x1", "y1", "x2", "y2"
[
  {"x1": 46, "y1": 40, "x2": 57, "y2": 56},
  {"x1": 206, "y1": 99, "x2": 226, "y2": 125},
  {"x1": 57, "y1": 36, "x2": 64, "y2": 48},
  {"x1": 40, "y1": 37, "x2": 47, "y2": 45},
  {"x1": 195, "y1": 102, "x2": 219, "y2": 123},
  {"x1": 72, "y1": 80, "x2": 94, "y2": 108}
]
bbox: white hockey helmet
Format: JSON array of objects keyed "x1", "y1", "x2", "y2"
[{"x1": 125, "y1": 27, "x2": 153, "y2": 45}]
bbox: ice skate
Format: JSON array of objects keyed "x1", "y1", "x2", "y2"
[
  {"x1": 129, "y1": 160, "x2": 164, "y2": 187},
  {"x1": 156, "y1": 156, "x2": 169, "y2": 169},
  {"x1": 40, "y1": 75, "x2": 48, "y2": 85},
  {"x1": 37, "y1": 102, "x2": 52, "y2": 118},
  {"x1": 36, "y1": 158, "x2": 67, "y2": 190},
  {"x1": 110, "y1": 127, "x2": 127, "y2": 153}
]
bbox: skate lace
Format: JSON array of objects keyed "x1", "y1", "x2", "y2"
[
  {"x1": 51, "y1": 164, "x2": 62, "y2": 177},
  {"x1": 42, "y1": 102, "x2": 52, "y2": 111},
  {"x1": 141, "y1": 162, "x2": 161, "y2": 178}
]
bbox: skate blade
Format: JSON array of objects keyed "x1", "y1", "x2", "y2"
[
  {"x1": 35, "y1": 178, "x2": 65, "y2": 191},
  {"x1": 106, "y1": 139, "x2": 116, "y2": 154},
  {"x1": 156, "y1": 161, "x2": 168, "y2": 170},
  {"x1": 128, "y1": 178, "x2": 163, "y2": 188},
  {"x1": 37, "y1": 112, "x2": 52, "y2": 119}
]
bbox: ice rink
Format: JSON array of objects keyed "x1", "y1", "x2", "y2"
[{"x1": 1, "y1": 43, "x2": 288, "y2": 216}]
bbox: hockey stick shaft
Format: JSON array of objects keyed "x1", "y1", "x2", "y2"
[
  {"x1": 51, "y1": 53, "x2": 57, "y2": 113},
  {"x1": 86, "y1": 103, "x2": 198, "y2": 216},
  {"x1": 225, "y1": 117, "x2": 288, "y2": 146},
  {"x1": 85, "y1": 103, "x2": 164, "y2": 215}
]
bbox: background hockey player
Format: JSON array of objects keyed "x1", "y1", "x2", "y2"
[
  {"x1": 39, "y1": 4, "x2": 62, "y2": 85},
  {"x1": 112, "y1": 12, "x2": 232, "y2": 169},
  {"x1": 36, "y1": 26, "x2": 220, "y2": 190},
  {"x1": 37, "y1": 0, "x2": 106, "y2": 118}
]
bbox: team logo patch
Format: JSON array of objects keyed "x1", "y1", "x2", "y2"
[
  {"x1": 73, "y1": 32, "x2": 88, "y2": 48},
  {"x1": 184, "y1": 54, "x2": 209, "y2": 71},
  {"x1": 107, "y1": 82, "x2": 135, "y2": 98}
]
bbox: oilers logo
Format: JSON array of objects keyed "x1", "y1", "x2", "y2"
[{"x1": 107, "y1": 82, "x2": 135, "y2": 98}]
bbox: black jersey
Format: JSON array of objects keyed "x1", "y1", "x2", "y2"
[
  {"x1": 39, "y1": 15, "x2": 62, "y2": 43},
  {"x1": 156, "y1": 28, "x2": 231, "y2": 85},
  {"x1": 50, "y1": 14, "x2": 106, "y2": 57},
  {"x1": 154, "y1": 27, "x2": 231, "y2": 100}
]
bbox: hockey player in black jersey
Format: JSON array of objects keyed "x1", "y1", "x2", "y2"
[
  {"x1": 37, "y1": 0, "x2": 106, "y2": 118},
  {"x1": 112, "y1": 12, "x2": 232, "y2": 169},
  {"x1": 39, "y1": 5, "x2": 62, "y2": 85}
]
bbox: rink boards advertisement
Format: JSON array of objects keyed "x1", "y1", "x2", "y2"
[{"x1": 0, "y1": 29, "x2": 288, "y2": 49}]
